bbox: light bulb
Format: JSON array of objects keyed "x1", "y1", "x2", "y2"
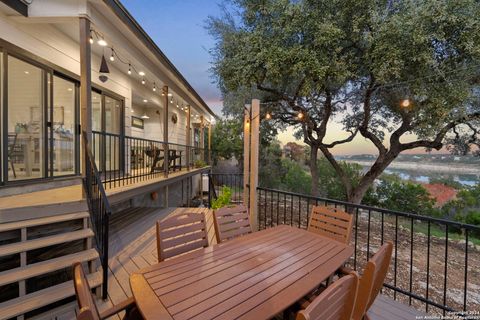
[
  {"x1": 401, "y1": 99, "x2": 411, "y2": 108},
  {"x1": 297, "y1": 112, "x2": 304, "y2": 120},
  {"x1": 89, "y1": 36, "x2": 94, "y2": 44},
  {"x1": 97, "y1": 39, "x2": 107, "y2": 46},
  {"x1": 142, "y1": 78, "x2": 146, "y2": 85},
  {"x1": 139, "y1": 71, "x2": 145, "y2": 76},
  {"x1": 265, "y1": 112, "x2": 271, "y2": 120}
]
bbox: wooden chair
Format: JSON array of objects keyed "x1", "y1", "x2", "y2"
[
  {"x1": 213, "y1": 204, "x2": 252, "y2": 243},
  {"x1": 73, "y1": 262, "x2": 140, "y2": 320},
  {"x1": 156, "y1": 211, "x2": 209, "y2": 262},
  {"x1": 296, "y1": 272, "x2": 359, "y2": 320},
  {"x1": 341, "y1": 241, "x2": 394, "y2": 320},
  {"x1": 307, "y1": 205, "x2": 353, "y2": 245}
]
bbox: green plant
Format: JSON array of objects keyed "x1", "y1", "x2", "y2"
[
  {"x1": 211, "y1": 186, "x2": 232, "y2": 210},
  {"x1": 194, "y1": 159, "x2": 207, "y2": 168}
]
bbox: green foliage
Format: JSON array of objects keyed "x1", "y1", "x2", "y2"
[
  {"x1": 280, "y1": 159, "x2": 311, "y2": 194},
  {"x1": 207, "y1": 0, "x2": 480, "y2": 203},
  {"x1": 194, "y1": 159, "x2": 207, "y2": 168},
  {"x1": 211, "y1": 186, "x2": 232, "y2": 210},
  {"x1": 371, "y1": 179, "x2": 436, "y2": 215},
  {"x1": 211, "y1": 119, "x2": 244, "y2": 164},
  {"x1": 258, "y1": 141, "x2": 284, "y2": 188},
  {"x1": 442, "y1": 184, "x2": 480, "y2": 225}
]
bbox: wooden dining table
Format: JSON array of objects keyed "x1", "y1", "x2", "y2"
[{"x1": 130, "y1": 224, "x2": 354, "y2": 320}]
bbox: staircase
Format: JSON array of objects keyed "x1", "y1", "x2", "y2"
[{"x1": 0, "y1": 198, "x2": 102, "y2": 320}]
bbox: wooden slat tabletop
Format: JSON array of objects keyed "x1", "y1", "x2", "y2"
[{"x1": 130, "y1": 225, "x2": 353, "y2": 320}]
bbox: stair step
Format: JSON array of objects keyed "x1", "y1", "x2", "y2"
[
  {"x1": 0, "y1": 271, "x2": 102, "y2": 320},
  {"x1": 0, "y1": 201, "x2": 88, "y2": 224},
  {"x1": 0, "y1": 248, "x2": 99, "y2": 286},
  {"x1": 0, "y1": 211, "x2": 90, "y2": 233},
  {"x1": 0, "y1": 229, "x2": 94, "y2": 257}
]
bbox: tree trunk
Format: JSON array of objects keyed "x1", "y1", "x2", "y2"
[{"x1": 309, "y1": 145, "x2": 319, "y2": 196}]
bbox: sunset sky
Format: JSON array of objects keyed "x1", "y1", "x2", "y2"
[{"x1": 122, "y1": 0, "x2": 443, "y2": 155}]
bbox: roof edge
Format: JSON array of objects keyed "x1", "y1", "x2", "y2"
[
  {"x1": 0, "y1": 0, "x2": 28, "y2": 16},
  {"x1": 102, "y1": 0, "x2": 216, "y2": 117}
]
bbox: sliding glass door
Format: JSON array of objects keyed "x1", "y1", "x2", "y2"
[
  {"x1": 2, "y1": 53, "x2": 79, "y2": 183},
  {"x1": 6, "y1": 56, "x2": 46, "y2": 181}
]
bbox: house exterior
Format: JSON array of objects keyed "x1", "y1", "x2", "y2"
[
  {"x1": 0, "y1": 0, "x2": 214, "y2": 190},
  {"x1": 0, "y1": 1, "x2": 215, "y2": 318}
]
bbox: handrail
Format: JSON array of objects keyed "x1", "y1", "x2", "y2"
[
  {"x1": 257, "y1": 186, "x2": 480, "y2": 314},
  {"x1": 82, "y1": 131, "x2": 111, "y2": 300}
]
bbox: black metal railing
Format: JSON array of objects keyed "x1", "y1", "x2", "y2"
[
  {"x1": 257, "y1": 187, "x2": 480, "y2": 315},
  {"x1": 92, "y1": 131, "x2": 208, "y2": 189},
  {"x1": 208, "y1": 173, "x2": 244, "y2": 205},
  {"x1": 82, "y1": 132, "x2": 112, "y2": 300}
]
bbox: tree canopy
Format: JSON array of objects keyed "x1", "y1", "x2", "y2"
[{"x1": 207, "y1": 0, "x2": 480, "y2": 203}]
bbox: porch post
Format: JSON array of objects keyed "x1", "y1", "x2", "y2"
[
  {"x1": 200, "y1": 115, "x2": 205, "y2": 162},
  {"x1": 243, "y1": 104, "x2": 251, "y2": 210},
  {"x1": 249, "y1": 99, "x2": 260, "y2": 231},
  {"x1": 162, "y1": 85, "x2": 169, "y2": 178},
  {"x1": 79, "y1": 17, "x2": 92, "y2": 188},
  {"x1": 208, "y1": 122, "x2": 212, "y2": 165},
  {"x1": 186, "y1": 105, "x2": 191, "y2": 170}
]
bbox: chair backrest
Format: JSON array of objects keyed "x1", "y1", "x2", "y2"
[
  {"x1": 351, "y1": 241, "x2": 394, "y2": 320},
  {"x1": 7, "y1": 133, "x2": 17, "y2": 155},
  {"x1": 307, "y1": 205, "x2": 353, "y2": 244},
  {"x1": 213, "y1": 204, "x2": 252, "y2": 243},
  {"x1": 156, "y1": 211, "x2": 209, "y2": 262},
  {"x1": 296, "y1": 272, "x2": 359, "y2": 320},
  {"x1": 73, "y1": 262, "x2": 100, "y2": 320}
]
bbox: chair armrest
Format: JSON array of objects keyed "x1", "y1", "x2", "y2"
[
  {"x1": 338, "y1": 266, "x2": 353, "y2": 276},
  {"x1": 99, "y1": 297, "x2": 136, "y2": 319}
]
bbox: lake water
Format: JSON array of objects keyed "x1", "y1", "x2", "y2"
[{"x1": 382, "y1": 167, "x2": 479, "y2": 186}]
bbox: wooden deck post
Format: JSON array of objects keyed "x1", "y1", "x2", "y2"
[
  {"x1": 243, "y1": 105, "x2": 251, "y2": 218},
  {"x1": 79, "y1": 17, "x2": 92, "y2": 198},
  {"x1": 208, "y1": 121, "x2": 212, "y2": 164},
  {"x1": 186, "y1": 105, "x2": 191, "y2": 170},
  {"x1": 163, "y1": 86, "x2": 169, "y2": 178},
  {"x1": 200, "y1": 115, "x2": 205, "y2": 162},
  {"x1": 249, "y1": 100, "x2": 260, "y2": 231}
]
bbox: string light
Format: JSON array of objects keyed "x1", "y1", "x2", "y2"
[
  {"x1": 400, "y1": 99, "x2": 411, "y2": 108},
  {"x1": 97, "y1": 38, "x2": 107, "y2": 47},
  {"x1": 297, "y1": 111, "x2": 304, "y2": 120},
  {"x1": 127, "y1": 64, "x2": 132, "y2": 75},
  {"x1": 141, "y1": 78, "x2": 146, "y2": 85},
  {"x1": 265, "y1": 112, "x2": 272, "y2": 120},
  {"x1": 139, "y1": 71, "x2": 145, "y2": 76},
  {"x1": 109, "y1": 48, "x2": 115, "y2": 62},
  {"x1": 153, "y1": 82, "x2": 156, "y2": 92},
  {"x1": 89, "y1": 32, "x2": 94, "y2": 44}
]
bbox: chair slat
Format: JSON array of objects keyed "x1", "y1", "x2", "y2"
[
  {"x1": 307, "y1": 206, "x2": 353, "y2": 244},
  {"x1": 157, "y1": 212, "x2": 209, "y2": 262},
  {"x1": 296, "y1": 272, "x2": 359, "y2": 320},
  {"x1": 213, "y1": 205, "x2": 252, "y2": 243}
]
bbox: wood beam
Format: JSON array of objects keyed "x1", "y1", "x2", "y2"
[
  {"x1": 163, "y1": 86, "x2": 169, "y2": 178},
  {"x1": 243, "y1": 104, "x2": 251, "y2": 212},
  {"x1": 79, "y1": 17, "x2": 92, "y2": 182},
  {"x1": 186, "y1": 105, "x2": 191, "y2": 170},
  {"x1": 249, "y1": 99, "x2": 260, "y2": 231}
]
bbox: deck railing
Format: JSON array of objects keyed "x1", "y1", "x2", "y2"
[
  {"x1": 257, "y1": 187, "x2": 480, "y2": 315},
  {"x1": 92, "y1": 131, "x2": 208, "y2": 189},
  {"x1": 208, "y1": 173, "x2": 244, "y2": 205},
  {"x1": 82, "y1": 132, "x2": 111, "y2": 300}
]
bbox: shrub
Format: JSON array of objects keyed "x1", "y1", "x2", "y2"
[{"x1": 211, "y1": 186, "x2": 232, "y2": 210}]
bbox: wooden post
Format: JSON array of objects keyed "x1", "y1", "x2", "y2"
[
  {"x1": 163, "y1": 86, "x2": 169, "y2": 178},
  {"x1": 208, "y1": 122, "x2": 212, "y2": 165},
  {"x1": 79, "y1": 17, "x2": 92, "y2": 198},
  {"x1": 200, "y1": 115, "x2": 205, "y2": 162},
  {"x1": 243, "y1": 105, "x2": 251, "y2": 212},
  {"x1": 249, "y1": 99, "x2": 260, "y2": 231},
  {"x1": 186, "y1": 105, "x2": 191, "y2": 170}
]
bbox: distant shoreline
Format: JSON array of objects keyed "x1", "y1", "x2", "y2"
[{"x1": 345, "y1": 160, "x2": 480, "y2": 175}]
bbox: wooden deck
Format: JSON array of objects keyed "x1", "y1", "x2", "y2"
[
  {"x1": 39, "y1": 207, "x2": 427, "y2": 320},
  {"x1": 0, "y1": 166, "x2": 209, "y2": 213}
]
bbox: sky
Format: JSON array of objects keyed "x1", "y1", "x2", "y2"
[
  {"x1": 121, "y1": 0, "x2": 225, "y2": 115},
  {"x1": 120, "y1": 1, "x2": 447, "y2": 155}
]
